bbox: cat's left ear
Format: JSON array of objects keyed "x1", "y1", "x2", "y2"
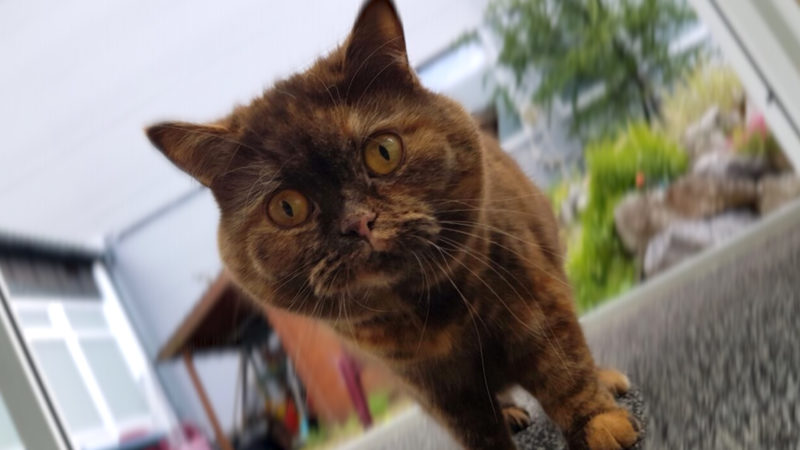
[
  {"x1": 345, "y1": 0, "x2": 416, "y2": 94},
  {"x1": 145, "y1": 121, "x2": 238, "y2": 187}
]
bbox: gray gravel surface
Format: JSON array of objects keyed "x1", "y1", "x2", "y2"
[{"x1": 578, "y1": 206, "x2": 800, "y2": 449}]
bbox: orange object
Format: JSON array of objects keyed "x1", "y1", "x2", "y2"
[{"x1": 635, "y1": 171, "x2": 645, "y2": 189}]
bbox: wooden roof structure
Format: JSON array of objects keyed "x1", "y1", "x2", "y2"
[{"x1": 157, "y1": 271, "x2": 271, "y2": 361}]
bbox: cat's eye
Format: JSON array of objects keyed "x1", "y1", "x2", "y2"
[
  {"x1": 267, "y1": 189, "x2": 310, "y2": 227},
  {"x1": 364, "y1": 133, "x2": 403, "y2": 175}
]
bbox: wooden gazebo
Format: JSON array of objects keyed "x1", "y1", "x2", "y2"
[{"x1": 157, "y1": 271, "x2": 393, "y2": 449}]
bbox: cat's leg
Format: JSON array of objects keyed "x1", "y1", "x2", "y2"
[
  {"x1": 407, "y1": 377, "x2": 517, "y2": 450},
  {"x1": 516, "y1": 315, "x2": 640, "y2": 450}
]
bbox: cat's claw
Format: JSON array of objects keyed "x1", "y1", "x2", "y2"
[{"x1": 502, "y1": 405, "x2": 531, "y2": 433}]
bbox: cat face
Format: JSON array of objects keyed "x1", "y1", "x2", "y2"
[{"x1": 147, "y1": 0, "x2": 485, "y2": 318}]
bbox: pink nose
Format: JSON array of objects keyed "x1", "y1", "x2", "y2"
[{"x1": 341, "y1": 211, "x2": 376, "y2": 239}]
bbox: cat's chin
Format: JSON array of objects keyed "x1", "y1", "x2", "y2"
[{"x1": 351, "y1": 267, "x2": 400, "y2": 291}]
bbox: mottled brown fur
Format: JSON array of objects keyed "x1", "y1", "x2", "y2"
[{"x1": 145, "y1": 1, "x2": 639, "y2": 448}]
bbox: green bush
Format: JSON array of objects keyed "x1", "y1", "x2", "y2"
[{"x1": 567, "y1": 123, "x2": 688, "y2": 310}]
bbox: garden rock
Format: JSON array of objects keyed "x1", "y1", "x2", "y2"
[
  {"x1": 666, "y1": 174, "x2": 758, "y2": 218},
  {"x1": 643, "y1": 211, "x2": 757, "y2": 277},
  {"x1": 692, "y1": 149, "x2": 771, "y2": 179},
  {"x1": 615, "y1": 174, "x2": 759, "y2": 256},
  {"x1": 759, "y1": 174, "x2": 800, "y2": 215},
  {"x1": 683, "y1": 106, "x2": 740, "y2": 161},
  {"x1": 615, "y1": 190, "x2": 676, "y2": 254}
]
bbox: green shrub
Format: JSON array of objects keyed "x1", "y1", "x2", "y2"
[{"x1": 567, "y1": 123, "x2": 688, "y2": 310}]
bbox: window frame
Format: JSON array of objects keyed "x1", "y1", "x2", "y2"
[{"x1": 0, "y1": 260, "x2": 171, "y2": 450}]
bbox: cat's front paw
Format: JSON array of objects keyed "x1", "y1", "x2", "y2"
[{"x1": 581, "y1": 408, "x2": 640, "y2": 450}]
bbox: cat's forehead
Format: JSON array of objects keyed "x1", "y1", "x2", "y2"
[{"x1": 241, "y1": 82, "x2": 418, "y2": 158}]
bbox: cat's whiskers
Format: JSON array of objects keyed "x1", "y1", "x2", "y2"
[
  {"x1": 410, "y1": 249, "x2": 432, "y2": 355},
  {"x1": 347, "y1": 291, "x2": 393, "y2": 314},
  {"x1": 425, "y1": 240, "x2": 497, "y2": 420},
  {"x1": 432, "y1": 232, "x2": 574, "y2": 381},
  {"x1": 438, "y1": 220, "x2": 568, "y2": 275},
  {"x1": 273, "y1": 87, "x2": 298, "y2": 100},
  {"x1": 433, "y1": 235, "x2": 545, "y2": 338},
  {"x1": 284, "y1": 280, "x2": 312, "y2": 314},
  {"x1": 268, "y1": 257, "x2": 317, "y2": 295},
  {"x1": 419, "y1": 232, "x2": 557, "y2": 355},
  {"x1": 429, "y1": 191, "x2": 551, "y2": 207}
]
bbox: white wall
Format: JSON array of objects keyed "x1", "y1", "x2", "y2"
[
  {"x1": 0, "y1": 0, "x2": 489, "y2": 246},
  {"x1": 106, "y1": 190, "x2": 240, "y2": 438}
]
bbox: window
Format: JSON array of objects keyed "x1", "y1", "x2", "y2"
[
  {"x1": 0, "y1": 254, "x2": 166, "y2": 450},
  {"x1": 417, "y1": 39, "x2": 487, "y2": 93}
]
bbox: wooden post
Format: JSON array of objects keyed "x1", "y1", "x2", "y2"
[{"x1": 183, "y1": 351, "x2": 233, "y2": 450}]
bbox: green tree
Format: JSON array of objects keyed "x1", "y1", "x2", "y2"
[{"x1": 488, "y1": 0, "x2": 700, "y2": 139}]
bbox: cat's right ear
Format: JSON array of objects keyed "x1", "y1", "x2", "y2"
[
  {"x1": 145, "y1": 122, "x2": 237, "y2": 187},
  {"x1": 345, "y1": 0, "x2": 415, "y2": 94}
]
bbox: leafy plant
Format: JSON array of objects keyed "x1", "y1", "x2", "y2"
[
  {"x1": 566, "y1": 123, "x2": 688, "y2": 310},
  {"x1": 487, "y1": 0, "x2": 700, "y2": 140}
]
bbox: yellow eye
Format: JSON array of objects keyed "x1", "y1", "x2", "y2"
[
  {"x1": 364, "y1": 133, "x2": 403, "y2": 175},
  {"x1": 267, "y1": 189, "x2": 310, "y2": 227}
]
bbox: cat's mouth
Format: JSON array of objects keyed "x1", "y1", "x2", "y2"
[
  {"x1": 308, "y1": 216, "x2": 442, "y2": 298},
  {"x1": 309, "y1": 238, "x2": 427, "y2": 297}
]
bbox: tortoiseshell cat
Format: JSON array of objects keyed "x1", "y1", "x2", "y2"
[{"x1": 146, "y1": 1, "x2": 640, "y2": 448}]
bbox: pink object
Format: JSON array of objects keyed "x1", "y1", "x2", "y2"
[
  {"x1": 747, "y1": 113, "x2": 768, "y2": 137},
  {"x1": 149, "y1": 423, "x2": 212, "y2": 450},
  {"x1": 338, "y1": 354, "x2": 373, "y2": 428}
]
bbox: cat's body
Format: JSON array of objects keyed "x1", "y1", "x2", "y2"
[{"x1": 146, "y1": 1, "x2": 639, "y2": 448}]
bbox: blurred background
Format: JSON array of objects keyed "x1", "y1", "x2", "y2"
[{"x1": 1, "y1": 1, "x2": 799, "y2": 449}]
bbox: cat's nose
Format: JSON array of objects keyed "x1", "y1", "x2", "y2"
[{"x1": 340, "y1": 210, "x2": 376, "y2": 239}]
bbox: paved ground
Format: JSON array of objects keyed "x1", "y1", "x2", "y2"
[{"x1": 343, "y1": 200, "x2": 800, "y2": 450}]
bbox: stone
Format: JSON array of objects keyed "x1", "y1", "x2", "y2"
[
  {"x1": 665, "y1": 174, "x2": 758, "y2": 219},
  {"x1": 643, "y1": 211, "x2": 757, "y2": 277},
  {"x1": 683, "y1": 106, "x2": 740, "y2": 162},
  {"x1": 615, "y1": 173, "x2": 759, "y2": 256},
  {"x1": 692, "y1": 149, "x2": 771, "y2": 179},
  {"x1": 758, "y1": 174, "x2": 800, "y2": 215},
  {"x1": 614, "y1": 190, "x2": 676, "y2": 255}
]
